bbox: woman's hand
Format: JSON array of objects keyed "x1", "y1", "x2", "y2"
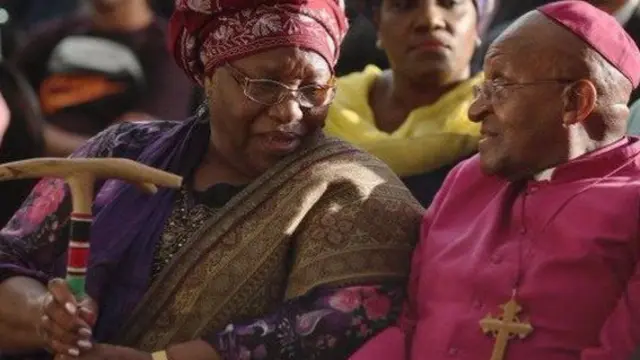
[
  {"x1": 53, "y1": 344, "x2": 151, "y2": 360},
  {"x1": 37, "y1": 278, "x2": 99, "y2": 357}
]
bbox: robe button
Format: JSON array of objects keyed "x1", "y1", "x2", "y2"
[
  {"x1": 490, "y1": 254, "x2": 503, "y2": 264},
  {"x1": 473, "y1": 299, "x2": 483, "y2": 310},
  {"x1": 448, "y1": 347, "x2": 459, "y2": 356}
]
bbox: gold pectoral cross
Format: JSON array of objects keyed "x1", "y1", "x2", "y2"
[{"x1": 479, "y1": 294, "x2": 534, "y2": 360}]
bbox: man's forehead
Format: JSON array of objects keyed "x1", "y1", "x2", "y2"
[
  {"x1": 492, "y1": 11, "x2": 567, "y2": 49},
  {"x1": 484, "y1": 44, "x2": 521, "y2": 79},
  {"x1": 484, "y1": 11, "x2": 583, "y2": 75},
  {"x1": 484, "y1": 30, "x2": 542, "y2": 78}
]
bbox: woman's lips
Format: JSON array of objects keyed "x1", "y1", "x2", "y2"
[
  {"x1": 420, "y1": 39, "x2": 446, "y2": 50},
  {"x1": 260, "y1": 132, "x2": 302, "y2": 153}
]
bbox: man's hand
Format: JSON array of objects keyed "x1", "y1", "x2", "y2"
[{"x1": 37, "y1": 279, "x2": 98, "y2": 357}]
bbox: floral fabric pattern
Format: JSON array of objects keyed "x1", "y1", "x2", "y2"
[
  {"x1": 0, "y1": 121, "x2": 178, "y2": 285},
  {"x1": 209, "y1": 284, "x2": 403, "y2": 360}
]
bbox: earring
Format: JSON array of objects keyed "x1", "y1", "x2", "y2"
[
  {"x1": 376, "y1": 38, "x2": 383, "y2": 49},
  {"x1": 475, "y1": 37, "x2": 482, "y2": 47}
]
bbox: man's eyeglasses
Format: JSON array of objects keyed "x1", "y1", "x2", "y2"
[
  {"x1": 225, "y1": 63, "x2": 336, "y2": 109},
  {"x1": 473, "y1": 79, "x2": 575, "y2": 104}
]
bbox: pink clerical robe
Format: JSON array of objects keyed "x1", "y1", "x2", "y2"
[{"x1": 352, "y1": 137, "x2": 640, "y2": 360}]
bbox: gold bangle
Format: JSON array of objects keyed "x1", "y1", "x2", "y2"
[{"x1": 151, "y1": 350, "x2": 169, "y2": 360}]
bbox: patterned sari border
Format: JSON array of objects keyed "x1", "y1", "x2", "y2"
[{"x1": 116, "y1": 135, "x2": 358, "y2": 343}]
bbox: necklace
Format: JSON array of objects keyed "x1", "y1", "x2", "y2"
[
  {"x1": 479, "y1": 182, "x2": 534, "y2": 360},
  {"x1": 476, "y1": 152, "x2": 640, "y2": 360}
]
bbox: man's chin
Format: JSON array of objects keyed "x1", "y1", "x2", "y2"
[
  {"x1": 478, "y1": 156, "x2": 504, "y2": 178},
  {"x1": 479, "y1": 164, "x2": 498, "y2": 177},
  {"x1": 480, "y1": 161, "x2": 527, "y2": 182}
]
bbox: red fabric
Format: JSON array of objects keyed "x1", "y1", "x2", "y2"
[
  {"x1": 539, "y1": 0, "x2": 640, "y2": 88},
  {"x1": 168, "y1": 0, "x2": 348, "y2": 85}
]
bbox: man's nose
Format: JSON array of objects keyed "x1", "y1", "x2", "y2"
[{"x1": 468, "y1": 96, "x2": 491, "y2": 123}]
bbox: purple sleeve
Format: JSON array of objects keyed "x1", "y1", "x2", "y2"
[
  {"x1": 0, "y1": 122, "x2": 164, "y2": 285},
  {"x1": 0, "y1": 177, "x2": 72, "y2": 285},
  {"x1": 204, "y1": 283, "x2": 404, "y2": 360}
]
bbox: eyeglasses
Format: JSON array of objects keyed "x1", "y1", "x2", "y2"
[
  {"x1": 473, "y1": 79, "x2": 575, "y2": 104},
  {"x1": 225, "y1": 63, "x2": 336, "y2": 109}
]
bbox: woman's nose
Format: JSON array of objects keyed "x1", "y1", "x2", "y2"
[
  {"x1": 268, "y1": 97, "x2": 304, "y2": 124},
  {"x1": 416, "y1": 1, "x2": 446, "y2": 30}
]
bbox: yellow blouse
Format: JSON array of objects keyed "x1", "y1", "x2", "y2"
[{"x1": 325, "y1": 65, "x2": 482, "y2": 177}]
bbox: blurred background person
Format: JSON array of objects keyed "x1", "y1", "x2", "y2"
[
  {"x1": 10, "y1": 0, "x2": 193, "y2": 157},
  {"x1": 0, "y1": 60, "x2": 43, "y2": 229},
  {"x1": 325, "y1": 0, "x2": 496, "y2": 207},
  {"x1": 335, "y1": 2, "x2": 390, "y2": 76}
]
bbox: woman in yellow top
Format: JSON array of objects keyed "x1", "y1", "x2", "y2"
[{"x1": 326, "y1": 0, "x2": 495, "y2": 206}]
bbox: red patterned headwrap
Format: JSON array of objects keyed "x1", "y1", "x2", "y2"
[{"x1": 169, "y1": 0, "x2": 349, "y2": 85}]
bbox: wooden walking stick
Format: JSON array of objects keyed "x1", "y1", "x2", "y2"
[{"x1": 0, "y1": 158, "x2": 182, "y2": 298}]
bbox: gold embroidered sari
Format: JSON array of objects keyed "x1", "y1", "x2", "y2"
[{"x1": 116, "y1": 135, "x2": 423, "y2": 350}]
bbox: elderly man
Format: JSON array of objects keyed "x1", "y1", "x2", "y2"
[{"x1": 351, "y1": 1, "x2": 640, "y2": 360}]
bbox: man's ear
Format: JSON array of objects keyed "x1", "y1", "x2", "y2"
[{"x1": 562, "y1": 80, "x2": 597, "y2": 126}]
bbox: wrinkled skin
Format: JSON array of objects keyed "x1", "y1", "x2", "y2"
[
  {"x1": 468, "y1": 11, "x2": 631, "y2": 181},
  {"x1": 194, "y1": 47, "x2": 333, "y2": 189}
]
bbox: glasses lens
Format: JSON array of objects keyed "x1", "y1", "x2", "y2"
[
  {"x1": 299, "y1": 85, "x2": 335, "y2": 108},
  {"x1": 245, "y1": 80, "x2": 285, "y2": 105}
]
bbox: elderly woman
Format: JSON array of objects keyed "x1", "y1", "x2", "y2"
[
  {"x1": 325, "y1": 0, "x2": 494, "y2": 206},
  {"x1": 0, "y1": 1, "x2": 422, "y2": 360}
]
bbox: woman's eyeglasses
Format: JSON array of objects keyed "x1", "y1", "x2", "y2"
[{"x1": 225, "y1": 63, "x2": 336, "y2": 109}]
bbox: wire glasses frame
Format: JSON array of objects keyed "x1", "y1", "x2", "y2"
[
  {"x1": 225, "y1": 63, "x2": 337, "y2": 109},
  {"x1": 473, "y1": 79, "x2": 576, "y2": 103}
]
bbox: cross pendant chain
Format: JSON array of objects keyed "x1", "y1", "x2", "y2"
[{"x1": 479, "y1": 293, "x2": 534, "y2": 360}]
